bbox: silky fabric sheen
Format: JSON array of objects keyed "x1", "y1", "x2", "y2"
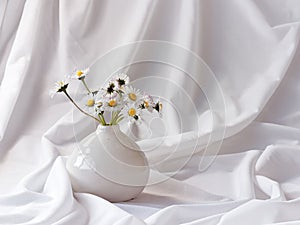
[{"x1": 1, "y1": 0, "x2": 300, "y2": 224}]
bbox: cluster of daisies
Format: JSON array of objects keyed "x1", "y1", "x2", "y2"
[{"x1": 50, "y1": 68, "x2": 162, "y2": 126}]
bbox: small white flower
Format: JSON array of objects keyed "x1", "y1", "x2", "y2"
[
  {"x1": 103, "y1": 81, "x2": 118, "y2": 95},
  {"x1": 122, "y1": 104, "x2": 141, "y2": 123},
  {"x1": 80, "y1": 93, "x2": 97, "y2": 115},
  {"x1": 153, "y1": 101, "x2": 163, "y2": 115},
  {"x1": 49, "y1": 80, "x2": 69, "y2": 98},
  {"x1": 94, "y1": 90, "x2": 106, "y2": 113},
  {"x1": 140, "y1": 94, "x2": 155, "y2": 112},
  {"x1": 95, "y1": 100, "x2": 104, "y2": 113},
  {"x1": 123, "y1": 86, "x2": 142, "y2": 104},
  {"x1": 70, "y1": 68, "x2": 90, "y2": 80},
  {"x1": 102, "y1": 95, "x2": 124, "y2": 112},
  {"x1": 113, "y1": 73, "x2": 129, "y2": 89}
]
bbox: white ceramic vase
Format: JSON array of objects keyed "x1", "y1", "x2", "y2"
[{"x1": 66, "y1": 125, "x2": 150, "y2": 202}]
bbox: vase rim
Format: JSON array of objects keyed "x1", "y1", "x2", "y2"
[{"x1": 96, "y1": 124, "x2": 120, "y2": 132}]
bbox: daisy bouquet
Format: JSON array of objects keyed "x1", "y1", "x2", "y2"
[{"x1": 50, "y1": 68, "x2": 162, "y2": 126}]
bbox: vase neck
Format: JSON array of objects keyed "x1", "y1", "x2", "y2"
[{"x1": 96, "y1": 124, "x2": 120, "y2": 134}]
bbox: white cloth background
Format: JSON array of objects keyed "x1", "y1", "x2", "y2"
[{"x1": 1, "y1": 0, "x2": 300, "y2": 224}]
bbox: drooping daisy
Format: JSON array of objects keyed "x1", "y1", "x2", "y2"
[
  {"x1": 94, "y1": 90, "x2": 106, "y2": 111},
  {"x1": 123, "y1": 86, "x2": 142, "y2": 104},
  {"x1": 95, "y1": 100, "x2": 104, "y2": 113},
  {"x1": 122, "y1": 104, "x2": 141, "y2": 123},
  {"x1": 49, "y1": 80, "x2": 69, "y2": 98},
  {"x1": 70, "y1": 68, "x2": 90, "y2": 80}
]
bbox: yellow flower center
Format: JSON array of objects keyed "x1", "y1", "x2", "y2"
[
  {"x1": 144, "y1": 101, "x2": 149, "y2": 108},
  {"x1": 58, "y1": 81, "x2": 64, "y2": 86},
  {"x1": 128, "y1": 93, "x2": 137, "y2": 101},
  {"x1": 76, "y1": 70, "x2": 83, "y2": 76},
  {"x1": 128, "y1": 108, "x2": 136, "y2": 117},
  {"x1": 86, "y1": 99, "x2": 95, "y2": 107},
  {"x1": 108, "y1": 99, "x2": 117, "y2": 107}
]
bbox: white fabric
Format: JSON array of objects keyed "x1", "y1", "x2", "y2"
[{"x1": 1, "y1": 0, "x2": 300, "y2": 224}]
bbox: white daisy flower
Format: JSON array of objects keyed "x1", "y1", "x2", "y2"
[
  {"x1": 113, "y1": 73, "x2": 129, "y2": 89},
  {"x1": 123, "y1": 86, "x2": 142, "y2": 104},
  {"x1": 102, "y1": 95, "x2": 124, "y2": 112},
  {"x1": 122, "y1": 104, "x2": 141, "y2": 123},
  {"x1": 153, "y1": 101, "x2": 163, "y2": 115},
  {"x1": 80, "y1": 93, "x2": 97, "y2": 116},
  {"x1": 95, "y1": 100, "x2": 104, "y2": 113},
  {"x1": 94, "y1": 90, "x2": 106, "y2": 113},
  {"x1": 140, "y1": 94, "x2": 155, "y2": 112},
  {"x1": 70, "y1": 68, "x2": 90, "y2": 80},
  {"x1": 103, "y1": 81, "x2": 118, "y2": 96},
  {"x1": 49, "y1": 80, "x2": 69, "y2": 98}
]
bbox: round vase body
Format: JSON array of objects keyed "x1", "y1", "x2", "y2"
[{"x1": 66, "y1": 125, "x2": 149, "y2": 202}]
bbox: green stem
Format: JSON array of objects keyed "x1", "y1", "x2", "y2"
[
  {"x1": 110, "y1": 111, "x2": 115, "y2": 125},
  {"x1": 110, "y1": 110, "x2": 121, "y2": 125},
  {"x1": 63, "y1": 90, "x2": 101, "y2": 123},
  {"x1": 115, "y1": 116, "x2": 124, "y2": 124},
  {"x1": 81, "y1": 78, "x2": 91, "y2": 93},
  {"x1": 98, "y1": 113, "x2": 107, "y2": 126}
]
